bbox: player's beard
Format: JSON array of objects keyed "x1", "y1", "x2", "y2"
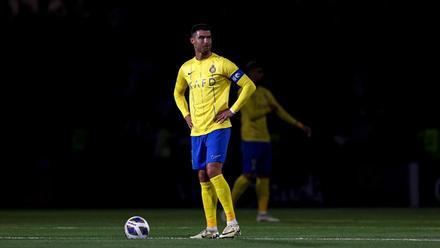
[{"x1": 200, "y1": 45, "x2": 211, "y2": 54}]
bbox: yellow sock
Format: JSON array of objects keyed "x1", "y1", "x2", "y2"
[
  {"x1": 210, "y1": 174, "x2": 236, "y2": 222},
  {"x1": 256, "y1": 177, "x2": 270, "y2": 213},
  {"x1": 200, "y1": 181, "x2": 218, "y2": 228},
  {"x1": 231, "y1": 175, "x2": 251, "y2": 205}
]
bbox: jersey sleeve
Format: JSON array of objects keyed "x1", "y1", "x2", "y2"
[
  {"x1": 222, "y1": 58, "x2": 256, "y2": 113},
  {"x1": 265, "y1": 89, "x2": 301, "y2": 127},
  {"x1": 173, "y1": 67, "x2": 190, "y2": 118}
]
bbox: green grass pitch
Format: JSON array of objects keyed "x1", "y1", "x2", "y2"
[{"x1": 1, "y1": 208, "x2": 440, "y2": 248}]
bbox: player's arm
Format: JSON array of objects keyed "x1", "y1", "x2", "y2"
[
  {"x1": 230, "y1": 74, "x2": 256, "y2": 113},
  {"x1": 225, "y1": 58, "x2": 256, "y2": 113},
  {"x1": 267, "y1": 90, "x2": 311, "y2": 137},
  {"x1": 173, "y1": 68, "x2": 193, "y2": 129},
  {"x1": 215, "y1": 59, "x2": 256, "y2": 123}
]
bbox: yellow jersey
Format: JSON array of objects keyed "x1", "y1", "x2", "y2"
[
  {"x1": 174, "y1": 53, "x2": 256, "y2": 136},
  {"x1": 240, "y1": 86, "x2": 301, "y2": 142}
]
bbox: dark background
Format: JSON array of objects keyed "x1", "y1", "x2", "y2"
[{"x1": 2, "y1": 0, "x2": 439, "y2": 208}]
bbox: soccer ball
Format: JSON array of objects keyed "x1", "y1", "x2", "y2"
[{"x1": 124, "y1": 216, "x2": 150, "y2": 239}]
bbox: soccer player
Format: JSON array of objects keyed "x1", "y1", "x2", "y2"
[
  {"x1": 174, "y1": 24, "x2": 256, "y2": 239},
  {"x1": 231, "y1": 61, "x2": 311, "y2": 222}
]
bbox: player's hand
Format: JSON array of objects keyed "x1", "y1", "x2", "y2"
[
  {"x1": 303, "y1": 125, "x2": 312, "y2": 138},
  {"x1": 184, "y1": 115, "x2": 193, "y2": 129},
  {"x1": 215, "y1": 109, "x2": 234, "y2": 124}
]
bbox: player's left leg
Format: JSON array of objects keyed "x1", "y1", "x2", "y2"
[
  {"x1": 224, "y1": 174, "x2": 252, "y2": 223},
  {"x1": 207, "y1": 163, "x2": 240, "y2": 238},
  {"x1": 205, "y1": 128, "x2": 240, "y2": 238},
  {"x1": 255, "y1": 176, "x2": 278, "y2": 222},
  {"x1": 207, "y1": 163, "x2": 235, "y2": 222}
]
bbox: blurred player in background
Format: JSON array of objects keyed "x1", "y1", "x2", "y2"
[{"x1": 230, "y1": 61, "x2": 311, "y2": 222}]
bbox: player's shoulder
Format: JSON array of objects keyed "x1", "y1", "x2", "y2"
[
  {"x1": 209, "y1": 53, "x2": 227, "y2": 63},
  {"x1": 178, "y1": 58, "x2": 196, "y2": 75},
  {"x1": 212, "y1": 53, "x2": 237, "y2": 64},
  {"x1": 258, "y1": 86, "x2": 271, "y2": 94},
  {"x1": 180, "y1": 57, "x2": 196, "y2": 68}
]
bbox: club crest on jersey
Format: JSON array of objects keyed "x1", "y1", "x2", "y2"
[{"x1": 209, "y1": 64, "x2": 216, "y2": 73}]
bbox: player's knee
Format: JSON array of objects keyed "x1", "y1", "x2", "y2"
[
  {"x1": 198, "y1": 170, "x2": 210, "y2": 182},
  {"x1": 206, "y1": 162, "x2": 223, "y2": 178}
]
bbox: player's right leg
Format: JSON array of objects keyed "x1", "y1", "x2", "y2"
[
  {"x1": 190, "y1": 135, "x2": 219, "y2": 239},
  {"x1": 231, "y1": 174, "x2": 252, "y2": 204},
  {"x1": 231, "y1": 141, "x2": 259, "y2": 205},
  {"x1": 221, "y1": 141, "x2": 257, "y2": 222},
  {"x1": 255, "y1": 142, "x2": 279, "y2": 222},
  {"x1": 231, "y1": 141, "x2": 257, "y2": 205}
]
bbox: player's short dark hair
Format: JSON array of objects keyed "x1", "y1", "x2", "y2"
[
  {"x1": 246, "y1": 61, "x2": 262, "y2": 72},
  {"x1": 191, "y1": 23, "x2": 211, "y2": 36}
]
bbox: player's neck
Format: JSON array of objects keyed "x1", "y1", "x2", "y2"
[{"x1": 195, "y1": 51, "x2": 212, "y2": 61}]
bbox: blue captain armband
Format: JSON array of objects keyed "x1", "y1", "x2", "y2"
[{"x1": 230, "y1": 69, "x2": 244, "y2": 83}]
